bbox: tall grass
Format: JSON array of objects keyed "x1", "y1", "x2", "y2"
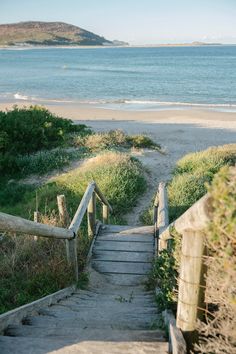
[
  {"x1": 0, "y1": 151, "x2": 146, "y2": 313},
  {"x1": 145, "y1": 144, "x2": 236, "y2": 313},
  {"x1": 74, "y1": 129, "x2": 161, "y2": 152}
]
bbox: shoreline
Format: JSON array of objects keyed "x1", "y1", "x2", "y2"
[
  {"x1": 0, "y1": 44, "x2": 232, "y2": 50},
  {"x1": 1, "y1": 101, "x2": 236, "y2": 127}
]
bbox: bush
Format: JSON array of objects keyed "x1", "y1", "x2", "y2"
[
  {"x1": 127, "y1": 134, "x2": 161, "y2": 150},
  {"x1": 196, "y1": 166, "x2": 236, "y2": 353},
  {"x1": 144, "y1": 145, "x2": 236, "y2": 320},
  {"x1": 74, "y1": 129, "x2": 161, "y2": 152},
  {"x1": 0, "y1": 106, "x2": 83, "y2": 155},
  {"x1": 169, "y1": 144, "x2": 236, "y2": 221}
]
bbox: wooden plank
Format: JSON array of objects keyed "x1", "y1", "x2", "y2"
[
  {"x1": 69, "y1": 182, "x2": 95, "y2": 234},
  {"x1": 87, "y1": 192, "x2": 96, "y2": 238},
  {"x1": 158, "y1": 182, "x2": 169, "y2": 251},
  {"x1": 0, "y1": 212, "x2": 74, "y2": 240},
  {"x1": 0, "y1": 336, "x2": 169, "y2": 354},
  {"x1": 102, "y1": 204, "x2": 109, "y2": 224},
  {"x1": 162, "y1": 310, "x2": 186, "y2": 354},
  {"x1": 93, "y1": 250, "x2": 153, "y2": 262},
  {"x1": 176, "y1": 230, "x2": 206, "y2": 349},
  {"x1": 0, "y1": 286, "x2": 76, "y2": 334},
  {"x1": 94, "y1": 240, "x2": 153, "y2": 252},
  {"x1": 104, "y1": 273, "x2": 149, "y2": 286},
  {"x1": 94, "y1": 183, "x2": 112, "y2": 212},
  {"x1": 102, "y1": 225, "x2": 154, "y2": 234},
  {"x1": 92, "y1": 260, "x2": 152, "y2": 275},
  {"x1": 97, "y1": 233, "x2": 153, "y2": 243},
  {"x1": 102, "y1": 225, "x2": 136, "y2": 233}
]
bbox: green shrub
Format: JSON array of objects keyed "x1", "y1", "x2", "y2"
[
  {"x1": 168, "y1": 144, "x2": 236, "y2": 221},
  {"x1": 147, "y1": 249, "x2": 177, "y2": 311},
  {"x1": 0, "y1": 106, "x2": 83, "y2": 155},
  {"x1": 196, "y1": 166, "x2": 236, "y2": 353},
  {"x1": 127, "y1": 134, "x2": 161, "y2": 150}
]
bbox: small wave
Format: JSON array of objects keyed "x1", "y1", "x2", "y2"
[
  {"x1": 14, "y1": 93, "x2": 31, "y2": 100},
  {"x1": 100, "y1": 99, "x2": 236, "y2": 108}
]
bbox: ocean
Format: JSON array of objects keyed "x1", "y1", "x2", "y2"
[{"x1": 0, "y1": 45, "x2": 236, "y2": 111}]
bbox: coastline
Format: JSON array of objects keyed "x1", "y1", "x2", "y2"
[{"x1": 1, "y1": 101, "x2": 236, "y2": 127}]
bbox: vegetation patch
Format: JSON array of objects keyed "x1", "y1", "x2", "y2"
[
  {"x1": 0, "y1": 106, "x2": 91, "y2": 178},
  {"x1": 0, "y1": 151, "x2": 146, "y2": 313},
  {"x1": 142, "y1": 144, "x2": 236, "y2": 225},
  {"x1": 74, "y1": 129, "x2": 161, "y2": 153},
  {"x1": 196, "y1": 166, "x2": 236, "y2": 353},
  {"x1": 145, "y1": 144, "x2": 236, "y2": 318},
  {"x1": 168, "y1": 144, "x2": 236, "y2": 221}
]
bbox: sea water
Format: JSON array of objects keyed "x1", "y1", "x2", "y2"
[{"x1": 0, "y1": 45, "x2": 236, "y2": 111}]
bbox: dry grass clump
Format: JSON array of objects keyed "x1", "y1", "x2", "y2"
[
  {"x1": 0, "y1": 232, "x2": 73, "y2": 314},
  {"x1": 195, "y1": 166, "x2": 236, "y2": 354},
  {"x1": 74, "y1": 129, "x2": 161, "y2": 152}
]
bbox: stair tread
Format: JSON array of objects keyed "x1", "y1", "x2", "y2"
[{"x1": 0, "y1": 224, "x2": 167, "y2": 353}]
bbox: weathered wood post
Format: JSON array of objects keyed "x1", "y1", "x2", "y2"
[
  {"x1": 158, "y1": 182, "x2": 169, "y2": 252},
  {"x1": 103, "y1": 204, "x2": 109, "y2": 224},
  {"x1": 57, "y1": 194, "x2": 73, "y2": 266},
  {"x1": 153, "y1": 189, "x2": 159, "y2": 256},
  {"x1": 57, "y1": 195, "x2": 70, "y2": 227},
  {"x1": 33, "y1": 211, "x2": 40, "y2": 241},
  {"x1": 176, "y1": 230, "x2": 206, "y2": 350},
  {"x1": 87, "y1": 192, "x2": 96, "y2": 238}
]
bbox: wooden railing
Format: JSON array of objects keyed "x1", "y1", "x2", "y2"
[
  {"x1": 154, "y1": 182, "x2": 212, "y2": 351},
  {"x1": 0, "y1": 181, "x2": 112, "y2": 282}
]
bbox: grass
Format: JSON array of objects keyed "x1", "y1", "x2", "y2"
[
  {"x1": 0, "y1": 151, "x2": 146, "y2": 314},
  {"x1": 195, "y1": 166, "x2": 236, "y2": 353},
  {"x1": 74, "y1": 129, "x2": 161, "y2": 153},
  {"x1": 142, "y1": 144, "x2": 236, "y2": 225},
  {"x1": 144, "y1": 144, "x2": 236, "y2": 313}
]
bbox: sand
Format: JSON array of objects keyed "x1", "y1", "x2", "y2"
[{"x1": 1, "y1": 102, "x2": 236, "y2": 223}]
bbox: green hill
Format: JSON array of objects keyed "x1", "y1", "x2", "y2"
[{"x1": 0, "y1": 21, "x2": 127, "y2": 47}]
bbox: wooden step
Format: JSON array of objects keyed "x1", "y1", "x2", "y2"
[{"x1": 0, "y1": 336, "x2": 168, "y2": 354}]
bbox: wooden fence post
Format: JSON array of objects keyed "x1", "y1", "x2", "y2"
[
  {"x1": 57, "y1": 195, "x2": 71, "y2": 263},
  {"x1": 176, "y1": 230, "x2": 206, "y2": 350},
  {"x1": 33, "y1": 211, "x2": 40, "y2": 241},
  {"x1": 57, "y1": 195, "x2": 78, "y2": 281},
  {"x1": 158, "y1": 182, "x2": 169, "y2": 252},
  {"x1": 103, "y1": 204, "x2": 109, "y2": 224},
  {"x1": 57, "y1": 195, "x2": 70, "y2": 227},
  {"x1": 87, "y1": 192, "x2": 96, "y2": 238}
]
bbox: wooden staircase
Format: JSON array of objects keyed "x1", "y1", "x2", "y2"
[{"x1": 0, "y1": 224, "x2": 168, "y2": 353}]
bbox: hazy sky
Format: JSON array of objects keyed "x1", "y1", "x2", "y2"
[{"x1": 0, "y1": 0, "x2": 236, "y2": 44}]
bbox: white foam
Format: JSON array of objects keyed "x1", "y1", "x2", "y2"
[{"x1": 14, "y1": 93, "x2": 30, "y2": 100}]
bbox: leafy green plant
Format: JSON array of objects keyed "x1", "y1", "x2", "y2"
[
  {"x1": 147, "y1": 249, "x2": 177, "y2": 311},
  {"x1": 0, "y1": 106, "x2": 83, "y2": 155}
]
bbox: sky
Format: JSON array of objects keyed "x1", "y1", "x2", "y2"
[{"x1": 0, "y1": 0, "x2": 236, "y2": 44}]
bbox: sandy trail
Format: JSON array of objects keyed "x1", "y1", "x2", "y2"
[{"x1": 69, "y1": 110, "x2": 236, "y2": 225}]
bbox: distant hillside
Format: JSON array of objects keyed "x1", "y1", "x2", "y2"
[{"x1": 0, "y1": 21, "x2": 128, "y2": 47}]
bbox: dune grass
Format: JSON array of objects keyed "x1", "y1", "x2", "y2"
[
  {"x1": 74, "y1": 129, "x2": 161, "y2": 153},
  {"x1": 0, "y1": 151, "x2": 146, "y2": 314},
  {"x1": 144, "y1": 144, "x2": 236, "y2": 312},
  {"x1": 142, "y1": 144, "x2": 236, "y2": 225}
]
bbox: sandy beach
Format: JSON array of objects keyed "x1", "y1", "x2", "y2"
[{"x1": 1, "y1": 101, "x2": 235, "y2": 223}]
